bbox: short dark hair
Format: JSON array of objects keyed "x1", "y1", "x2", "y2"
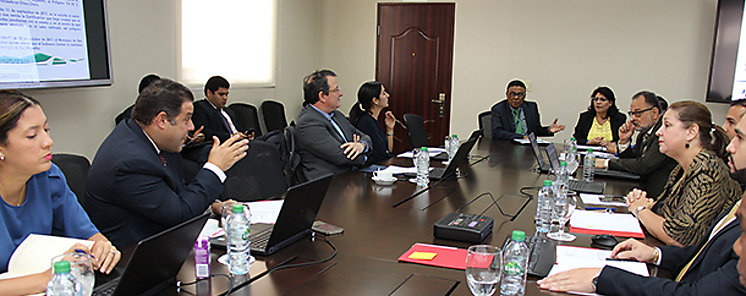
[
  {"x1": 731, "y1": 98, "x2": 746, "y2": 108},
  {"x1": 506, "y1": 80, "x2": 526, "y2": 92},
  {"x1": 632, "y1": 90, "x2": 662, "y2": 112},
  {"x1": 303, "y1": 69, "x2": 337, "y2": 106},
  {"x1": 132, "y1": 78, "x2": 194, "y2": 125},
  {"x1": 349, "y1": 81, "x2": 383, "y2": 125},
  {"x1": 587, "y1": 86, "x2": 619, "y2": 119},
  {"x1": 204, "y1": 76, "x2": 230, "y2": 96},
  {"x1": 138, "y1": 74, "x2": 161, "y2": 93},
  {"x1": 656, "y1": 95, "x2": 668, "y2": 111},
  {"x1": 0, "y1": 91, "x2": 41, "y2": 145}
]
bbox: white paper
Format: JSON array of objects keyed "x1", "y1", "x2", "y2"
[
  {"x1": 199, "y1": 218, "x2": 222, "y2": 238},
  {"x1": 569, "y1": 210, "x2": 643, "y2": 236},
  {"x1": 396, "y1": 147, "x2": 448, "y2": 158},
  {"x1": 585, "y1": 151, "x2": 618, "y2": 159},
  {"x1": 0, "y1": 234, "x2": 94, "y2": 279},
  {"x1": 248, "y1": 200, "x2": 284, "y2": 224},
  {"x1": 513, "y1": 138, "x2": 550, "y2": 145},
  {"x1": 576, "y1": 144, "x2": 606, "y2": 152},
  {"x1": 548, "y1": 245, "x2": 649, "y2": 296},
  {"x1": 579, "y1": 193, "x2": 626, "y2": 207},
  {"x1": 379, "y1": 165, "x2": 420, "y2": 175}
]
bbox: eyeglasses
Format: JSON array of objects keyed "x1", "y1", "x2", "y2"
[
  {"x1": 508, "y1": 92, "x2": 525, "y2": 99},
  {"x1": 627, "y1": 106, "x2": 655, "y2": 117},
  {"x1": 592, "y1": 96, "x2": 609, "y2": 102},
  {"x1": 329, "y1": 86, "x2": 341, "y2": 93}
]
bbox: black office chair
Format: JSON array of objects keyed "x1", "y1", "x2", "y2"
[
  {"x1": 228, "y1": 103, "x2": 263, "y2": 137},
  {"x1": 51, "y1": 153, "x2": 90, "y2": 205},
  {"x1": 260, "y1": 100, "x2": 288, "y2": 133},
  {"x1": 403, "y1": 113, "x2": 428, "y2": 149},
  {"x1": 478, "y1": 110, "x2": 492, "y2": 138},
  {"x1": 222, "y1": 141, "x2": 287, "y2": 201}
]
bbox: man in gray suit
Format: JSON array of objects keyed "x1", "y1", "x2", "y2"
[{"x1": 295, "y1": 69, "x2": 372, "y2": 181}]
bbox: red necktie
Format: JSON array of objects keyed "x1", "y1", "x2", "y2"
[{"x1": 158, "y1": 152, "x2": 167, "y2": 167}]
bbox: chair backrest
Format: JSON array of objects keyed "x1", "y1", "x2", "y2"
[
  {"x1": 260, "y1": 100, "x2": 288, "y2": 133},
  {"x1": 51, "y1": 153, "x2": 90, "y2": 205},
  {"x1": 284, "y1": 126, "x2": 302, "y2": 186},
  {"x1": 478, "y1": 110, "x2": 492, "y2": 138},
  {"x1": 403, "y1": 113, "x2": 428, "y2": 149},
  {"x1": 227, "y1": 103, "x2": 263, "y2": 137},
  {"x1": 222, "y1": 141, "x2": 287, "y2": 201}
]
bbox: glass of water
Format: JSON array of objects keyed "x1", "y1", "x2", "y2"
[
  {"x1": 548, "y1": 194, "x2": 577, "y2": 241},
  {"x1": 51, "y1": 252, "x2": 95, "y2": 296},
  {"x1": 466, "y1": 245, "x2": 501, "y2": 296}
]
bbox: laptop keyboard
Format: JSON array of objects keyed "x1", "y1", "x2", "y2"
[
  {"x1": 503, "y1": 235, "x2": 556, "y2": 277},
  {"x1": 93, "y1": 278, "x2": 119, "y2": 296},
  {"x1": 251, "y1": 230, "x2": 271, "y2": 249},
  {"x1": 568, "y1": 179, "x2": 603, "y2": 193}
]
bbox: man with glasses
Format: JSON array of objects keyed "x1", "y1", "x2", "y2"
[
  {"x1": 596, "y1": 90, "x2": 676, "y2": 199},
  {"x1": 295, "y1": 69, "x2": 371, "y2": 182},
  {"x1": 491, "y1": 79, "x2": 565, "y2": 139}
]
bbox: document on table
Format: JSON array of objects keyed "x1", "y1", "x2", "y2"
[
  {"x1": 576, "y1": 144, "x2": 606, "y2": 152},
  {"x1": 569, "y1": 210, "x2": 645, "y2": 238},
  {"x1": 397, "y1": 147, "x2": 448, "y2": 158},
  {"x1": 248, "y1": 200, "x2": 284, "y2": 224},
  {"x1": 377, "y1": 165, "x2": 426, "y2": 175},
  {"x1": 513, "y1": 138, "x2": 550, "y2": 145},
  {"x1": 0, "y1": 234, "x2": 94, "y2": 280},
  {"x1": 548, "y1": 245, "x2": 649, "y2": 296},
  {"x1": 579, "y1": 193, "x2": 626, "y2": 207},
  {"x1": 578, "y1": 150, "x2": 617, "y2": 159}
]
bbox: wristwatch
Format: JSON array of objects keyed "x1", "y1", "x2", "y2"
[{"x1": 633, "y1": 205, "x2": 646, "y2": 218}]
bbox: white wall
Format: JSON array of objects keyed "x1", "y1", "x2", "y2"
[
  {"x1": 319, "y1": 0, "x2": 730, "y2": 143},
  {"x1": 22, "y1": 0, "x2": 320, "y2": 159}
]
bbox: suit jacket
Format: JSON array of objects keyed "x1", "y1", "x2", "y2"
[
  {"x1": 192, "y1": 99, "x2": 239, "y2": 143},
  {"x1": 596, "y1": 205, "x2": 746, "y2": 295},
  {"x1": 295, "y1": 105, "x2": 372, "y2": 182},
  {"x1": 608, "y1": 117, "x2": 677, "y2": 199},
  {"x1": 85, "y1": 119, "x2": 223, "y2": 248},
  {"x1": 572, "y1": 110, "x2": 627, "y2": 144},
  {"x1": 491, "y1": 100, "x2": 552, "y2": 139},
  {"x1": 355, "y1": 114, "x2": 393, "y2": 165}
]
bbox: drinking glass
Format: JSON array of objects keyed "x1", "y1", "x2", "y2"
[
  {"x1": 465, "y1": 245, "x2": 501, "y2": 296},
  {"x1": 548, "y1": 194, "x2": 577, "y2": 241},
  {"x1": 51, "y1": 252, "x2": 95, "y2": 296},
  {"x1": 218, "y1": 202, "x2": 254, "y2": 266}
]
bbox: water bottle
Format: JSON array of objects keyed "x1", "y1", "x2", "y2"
[
  {"x1": 501, "y1": 230, "x2": 529, "y2": 296},
  {"x1": 565, "y1": 137, "x2": 579, "y2": 174},
  {"x1": 583, "y1": 149, "x2": 595, "y2": 181},
  {"x1": 555, "y1": 161, "x2": 569, "y2": 194},
  {"x1": 536, "y1": 180, "x2": 553, "y2": 234},
  {"x1": 226, "y1": 204, "x2": 251, "y2": 275},
  {"x1": 448, "y1": 134, "x2": 459, "y2": 162},
  {"x1": 47, "y1": 260, "x2": 81, "y2": 296},
  {"x1": 444, "y1": 135, "x2": 451, "y2": 159},
  {"x1": 415, "y1": 147, "x2": 430, "y2": 186}
]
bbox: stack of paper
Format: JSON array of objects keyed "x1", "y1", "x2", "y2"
[
  {"x1": 569, "y1": 210, "x2": 645, "y2": 238},
  {"x1": 513, "y1": 138, "x2": 550, "y2": 145},
  {"x1": 579, "y1": 193, "x2": 626, "y2": 207},
  {"x1": 397, "y1": 147, "x2": 447, "y2": 158},
  {"x1": 548, "y1": 245, "x2": 649, "y2": 295},
  {"x1": 398, "y1": 243, "x2": 470, "y2": 270}
]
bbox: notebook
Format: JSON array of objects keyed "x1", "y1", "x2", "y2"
[{"x1": 93, "y1": 212, "x2": 210, "y2": 296}]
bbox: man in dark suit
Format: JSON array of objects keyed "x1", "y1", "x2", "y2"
[
  {"x1": 85, "y1": 78, "x2": 248, "y2": 248},
  {"x1": 537, "y1": 112, "x2": 746, "y2": 294},
  {"x1": 191, "y1": 75, "x2": 249, "y2": 143},
  {"x1": 295, "y1": 69, "x2": 372, "y2": 182},
  {"x1": 596, "y1": 91, "x2": 676, "y2": 199},
  {"x1": 490, "y1": 79, "x2": 565, "y2": 139}
]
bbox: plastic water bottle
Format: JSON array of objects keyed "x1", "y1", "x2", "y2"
[
  {"x1": 226, "y1": 204, "x2": 251, "y2": 275},
  {"x1": 555, "y1": 161, "x2": 569, "y2": 194},
  {"x1": 536, "y1": 180, "x2": 553, "y2": 234},
  {"x1": 565, "y1": 137, "x2": 579, "y2": 174},
  {"x1": 583, "y1": 149, "x2": 595, "y2": 182},
  {"x1": 448, "y1": 134, "x2": 459, "y2": 162},
  {"x1": 501, "y1": 230, "x2": 529, "y2": 296},
  {"x1": 47, "y1": 260, "x2": 81, "y2": 296},
  {"x1": 415, "y1": 147, "x2": 430, "y2": 186}
]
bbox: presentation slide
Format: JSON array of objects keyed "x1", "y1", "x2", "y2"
[
  {"x1": 0, "y1": 0, "x2": 90, "y2": 83},
  {"x1": 733, "y1": 3, "x2": 746, "y2": 100}
]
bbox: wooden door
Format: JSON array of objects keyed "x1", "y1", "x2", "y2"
[{"x1": 376, "y1": 3, "x2": 455, "y2": 153}]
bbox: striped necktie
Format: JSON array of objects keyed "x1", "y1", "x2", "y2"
[
  {"x1": 675, "y1": 200, "x2": 741, "y2": 281},
  {"x1": 513, "y1": 108, "x2": 524, "y2": 135}
]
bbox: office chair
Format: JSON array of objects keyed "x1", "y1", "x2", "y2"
[
  {"x1": 478, "y1": 110, "x2": 492, "y2": 138},
  {"x1": 403, "y1": 113, "x2": 428, "y2": 149},
  {"x1": 228, "y1": 103, "x2": 263, "y2": 137},
  {"x1": 51, "y1": 153, "x2": 90, "y2": 205},
  {"x1": 260, "y1": 100, "x2": 288, "y2": 133},
  {"x1": 222, "y1": 141, "x2": 287, "y2": 201}
]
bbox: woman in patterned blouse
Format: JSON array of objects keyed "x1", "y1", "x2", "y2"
[{"x1": 626, "y1": 100, "x2": 741, "y2": 246}]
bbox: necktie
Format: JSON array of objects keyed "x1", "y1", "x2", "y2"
[
  {"x1": 513, "y1": 109, "x2": 524, "y2": 135},
  {"x1": 675, "y1": 200, "x2": 741, "y2": 281},
  {"x1": 158, "y1": 152, "x2": 167, "y2": 167},
  {"x1": 218, "y1": 108, "x2": 232, "y2": 133}
]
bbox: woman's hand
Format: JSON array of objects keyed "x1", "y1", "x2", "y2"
[
  {"x1": 89, "y1": 240, "x2": 120, "y2": 274},
  {"x1": 537, "y1": 268, "x2": 601, "y2": 293},
  {"x1": 587, "y1": 137, "x2": 604, "y2": 145},
  {"x1": 625, "y1": 189, "x2": 646, "y2": 207},
  {"x1": 384, "y1": 111, "x2": 396, "y2": 131}
]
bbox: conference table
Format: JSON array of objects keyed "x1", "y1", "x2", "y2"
[{"x1": 157, "y1": 137, "x2": 661, "y2": 295}]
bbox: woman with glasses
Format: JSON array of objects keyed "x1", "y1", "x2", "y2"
[
  {"x1": 0, "y1": 91, "x2": 120, "y2": 295},
  {"x1": 349, "y1": 81, "x2": 397, "y2": 165},
  {"x1": 626, "y1": 100, "x2": 740, "y2": 247},
  {"x1": 572, "y1": 86, "x2": 626, "y2": 146}
]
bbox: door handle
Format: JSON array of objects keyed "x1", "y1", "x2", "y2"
[{"x1": 431, "y1": 93, "x2": 446, "y2": 104}]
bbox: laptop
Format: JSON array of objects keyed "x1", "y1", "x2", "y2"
[
  {"x1": 527, "y1": 133, "x2": 552, "y2": 172},
  {"x1": 212, "y1": 174, "x2": 332, "y2": 256},
  {"x1": 545, "y1": 143, "x2": 640, "y2": 181},
  {"x1": 93, "y1": 212, "x2": 211, "y2": 296},
  {"x1": 528, "y1": 138, "x2": 604, "y2": 194},
  {"x1": 428, "y1": 130, "x2": 482, "y2": 161}
]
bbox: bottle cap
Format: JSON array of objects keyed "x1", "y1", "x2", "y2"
[
  {"x1": 570, "y1": 137, "x2": 575, "y2": 141},
  {"x1": 452, "y1": 134, "x2": 458, "y2": 138},
  {"x1": 232, "y1": 204, "x2": 244, "y2": 213},
  {"x1": 560, "y1": 161, "x2": 567, "y2": 167},
  {"x1": 543, "y1": 180, "x2": 552, "y2": 186},
  {"x1": 587, "y1": 148, "x2": 594, "y2": 152},
  {"x1": 511, "y1": 230, "x2": 526, "y2": 242},
  {"x1": 53, "y1": 260, "x2": 71, "y2": 274},
  {"x1": 420, "y1": 147, "x2": 428, "y2": 151}
]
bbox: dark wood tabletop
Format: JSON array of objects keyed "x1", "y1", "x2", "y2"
[{"x1": 151, "y1": 137, "x2": 661, "y2": 296}]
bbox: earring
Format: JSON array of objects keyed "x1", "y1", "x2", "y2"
[
  {"x1": 685, "y1": 141, "x2": 690, "y2": 149},
  {"x1": 0, "y1": 154, "x2": 5, "y2": 160}
]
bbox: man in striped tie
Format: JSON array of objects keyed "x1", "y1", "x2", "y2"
[{"x1": 537, "y1": 115, "x2": 746, "y2": 295}]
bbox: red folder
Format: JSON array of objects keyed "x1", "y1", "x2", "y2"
[
  {"x1": 569, "y1": 226, "x2": 645, "y2": 238},
  {"x1": 397, "y1": 243, "x2": 494, "y2": 270}
]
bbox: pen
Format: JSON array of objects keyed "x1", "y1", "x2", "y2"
[
  {"x1": 75, "y1": 248, "x2": 95, "y2": 259},
  {"x1": 585, "y1": 207, "x2": 616, "y2": 212},
  {"x1": 605, "y1": 258, "x2": 636, "y2": 262}
]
